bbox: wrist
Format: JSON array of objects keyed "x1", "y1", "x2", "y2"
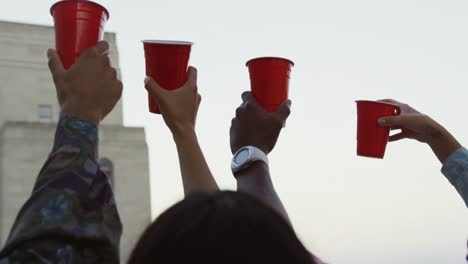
[
  {"x1": 61, "y1": 107, "x2": 101, "y2": 126},
  {"x1": 426, "y1": 122, "x2": 461, "y2": 163},
  {"x1": 172, "y1": 125, "x2": 197, "y2": 143},
  {"x1": 424, "y1": 118, "x2": 446, "y2": 144},
  {"x1": 234, "y1": 160, "x2": 269, "y2": 179}
]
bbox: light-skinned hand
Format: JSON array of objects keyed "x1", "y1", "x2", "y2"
[
  {"x1": 47, "y1": 41, "x2": 123, "y2": 125},
  {"x1": 377, "y1": 99, "x2": 441, "y2": 143},
  {"x1": 378, "y1": 99, "x2": 461, "y2": 163},
  {"x1": 144, "y1": 67, "x2": 201, "y2": 138}
]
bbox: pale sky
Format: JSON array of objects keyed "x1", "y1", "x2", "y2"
[{"x1": 1, "y1": 0, "x2": 468, "y2": 263}]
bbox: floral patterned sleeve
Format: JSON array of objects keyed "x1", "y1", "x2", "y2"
[
  {"x1": 0, "y1": 116, "x2": 123, "y2": 264},
  {"x1": 441, "y1": 147, "x2": 468, "y2": 208}
]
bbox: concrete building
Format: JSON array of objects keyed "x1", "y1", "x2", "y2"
[{"x1": 0, "y1": 21, "x2": 151, "y2": 262}]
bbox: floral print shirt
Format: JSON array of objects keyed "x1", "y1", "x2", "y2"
[
  {"x1": 0, "y1": 116, "x2": 122, "y2": 263},
  {"x1": 442, "y1": 147, "x2": 468, "y2": 208}
]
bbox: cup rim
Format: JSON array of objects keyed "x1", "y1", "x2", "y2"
[
  {"x1": 142, "y1": 40, "x2": 194, "y2": 46},
  {"x1": 355, "y1": 100, "x2": 399, "y2": 108},
  {"x1": 50, "y1": 0, "x2": 110, "y2": 19},
  {"x1": 246, "y1": 57, "x2": 295, "y2": 67}
]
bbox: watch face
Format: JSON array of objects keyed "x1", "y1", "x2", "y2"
[{"x1": 234, "y1": 149, "x2": 250, "y2": 165}]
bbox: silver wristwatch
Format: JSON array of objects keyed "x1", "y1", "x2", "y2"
[{"x1": 231, "y1": 146, "x2": 269, "y2": 174}]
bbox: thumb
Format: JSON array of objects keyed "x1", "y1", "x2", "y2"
[
  {"x1": 144, "y1": 76, "x2": 166, "y2": 105},
  {"x1": 275, "y1": 99, "x2": 292, "y2": 121},
  {"x1": 47, "y1": 49, "x2": 65, "y2": 81}
]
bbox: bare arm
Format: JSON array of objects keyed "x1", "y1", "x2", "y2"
[
  {"x1": 145, "y1": 68, "x2": 218, "y2": 195},
  {"x1": 425, "y1": 122, "x2": 461, "y2": 164},
  {"x1": 173, "y1": 129, "x2": 218, "y2": 195},
  {"x1": 378, "y1": 99, "x2": 467, "y2": 207},
  {"x1": 230, "y1": 92, "x2": 291, "y2": 221},
  {"x1": 234, "y1": 161, "x2": 290, "y2": 222}
]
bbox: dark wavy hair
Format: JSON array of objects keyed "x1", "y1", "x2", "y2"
[{"x1": 128, "y1": 191, "x2": 316, "y2": 264}]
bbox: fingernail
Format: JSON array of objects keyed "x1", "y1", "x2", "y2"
[
  {"x1": 378, "y1": 118, "x2": 386, "y2": 125},
  {"x1": 144, "y1": 76, "x2": 150, "y2": 84}
]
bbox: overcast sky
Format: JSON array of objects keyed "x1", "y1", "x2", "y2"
[{"x1": 1, "y1": 0, "x2": 468, "y2": 263}]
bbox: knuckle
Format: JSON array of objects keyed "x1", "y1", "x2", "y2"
[
  {"x1": 109, "y1": 68, "x2": 117, "y2": 79},
  {"x1": 84, "y1": 47, "x2": 97, "y2": 58},
  {"x1": 116, "y1": 82, "x2": 123, "y2": 95},
  {"x1": 230, "y1": 118, "x2": 238, "y2": 128},
  {"x1": 103, "y1": 56, "x2": 111, "y2": 65},
  {"x1": 235, "y1": 108, "x2": 243, "y2": 116},
  {"x1": 47, "y1": 59, "x2": 54, "y2": 69},
  {"x1": 101, "y1": 41, "x2": 110, "y2": 50}
]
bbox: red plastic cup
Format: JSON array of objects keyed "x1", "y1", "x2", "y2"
[
  {"x1": 51, "y1": 0, "x2": 109, "y2": 69},
  {"x1": 143, "y1": 40, "x2": 193, "y2": 114},
  {"x1": 246, "y1": 57, "x2": 294, "y2": 112},
  {"x1": 356, "y1": 100, "x2": 401, "y2": 159}
]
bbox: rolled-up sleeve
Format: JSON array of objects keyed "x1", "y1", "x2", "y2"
[
  {"x1": 441, "y1": 147, "x2": 468, "y2": 208},
  {"x1": 0, "y1": 116, "x2": 122, "y2": 263}
]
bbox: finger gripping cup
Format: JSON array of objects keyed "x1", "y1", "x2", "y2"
[
  {"x1": 51, "y1": 0, "x2": 109, "y2": 69},
  {"x1": 356, "y1": 100, "x2": 401, "y2": 159},
  {"x1": 246, "y1": 57, "x2": 294, "y2": 112},
  {"x1": 143, "y1": 40, "x2": 193, "y2": 114}
]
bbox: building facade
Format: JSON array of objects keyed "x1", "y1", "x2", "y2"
[{"x1": 0, "y1": 21, "x2": 151, "y2": 262}]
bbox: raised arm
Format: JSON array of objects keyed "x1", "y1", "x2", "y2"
[
  {"x1": 145, "y1": 68, "x2": 218, "y2": 195},
  {"x1": 230, "y1": 92, "x2": 291, "y2": 221},
  {"x1": 0, "y1": 42, "x2": 123, "y2": 263},
  {"x1": 378, "y1": 99, "x2": 467, "y2": 207}
]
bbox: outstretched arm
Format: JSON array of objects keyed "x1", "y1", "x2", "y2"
[
  {"x1": 230, "y1": 92, "x2": 292, "y2": 222},
  {"x1": 145, "y1": 68, "x2": 218, "y2": 195},
  {"x1": 0, "y1": 42, "x2": 123, "y2": 262},
  {"x1": 378, "y1": 99, "x2": 467, "y2": 207}
]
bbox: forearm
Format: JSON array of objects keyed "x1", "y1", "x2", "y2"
[
  {"x1": 235, "y1": 162, "x2": 290, "y2": 223},
  {"x1": 427, "y1": 122, "x2": 462, "y2": 164},
  {"x1": 174, "y1": 130, "x2": 219, "y2": 195},
  {"x1": 0, "y1": 115, "x2": 122, "y2": 262}
]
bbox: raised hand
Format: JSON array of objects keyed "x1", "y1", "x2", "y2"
[
  {"x1": 378, "y1": 99, "x2": 461, "y2": 163},
  {"x1": 47, "y1": 41, "x2": 123, "y2": 125},
  {"x1": 144, "y1": 67, "x2": 218, "y2": 195},
  {"x1": 230, "y1": 92, "x2": 291, "y2": 155},
  {"x1": 145, "y1": 67, "x2": 200, "y2": 138}
]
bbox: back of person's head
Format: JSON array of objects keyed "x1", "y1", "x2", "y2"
[{"x1": 128, "y1": 191, "x2": 316, "y2": 264}]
